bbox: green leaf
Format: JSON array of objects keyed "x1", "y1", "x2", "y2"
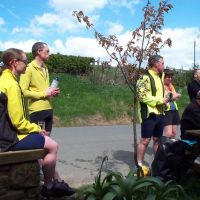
[{"x1": 102, "y1": 191, "x2": 117, "y2": 200}]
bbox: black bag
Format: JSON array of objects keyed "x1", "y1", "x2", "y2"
[
  {"x1": 0, "y1": 92, "x2": 19, "y2": 151},
  {"x1": 151, "y1": 136, "x2": 186, "y2": 182}
]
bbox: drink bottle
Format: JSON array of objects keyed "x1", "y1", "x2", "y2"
[{"x1": 50, "y1": 77, "x2": 59, "y2": 88}]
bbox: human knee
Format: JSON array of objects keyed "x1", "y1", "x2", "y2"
[
  {"x1": 140, "y1": 138, "x2": 151, "y2": 146},
  {"x1": 44, "y1": 136, "x2": 58, "y2": 153},
  {"x1": 153, "y1": 137, "x2": 160, "y2": 144}
]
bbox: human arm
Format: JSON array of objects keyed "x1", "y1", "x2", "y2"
[
  {"x1": 137, "y1": 76, "x2": 167, "y2": 106},
  {"x1": 6, "y1": 83, "x2": 41, "y2": 134},
  {"x1": 20, "y1": 68, "x2": 47, "y2": 99},
  {"x1": 20, "y1": 68, "x2": 60, "y2": 99}
]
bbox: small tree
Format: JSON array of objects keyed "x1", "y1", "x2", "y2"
[{"x1": 73, "y1": 0, "x2": 173, "y2": 176}]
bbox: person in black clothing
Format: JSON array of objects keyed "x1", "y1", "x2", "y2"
[
  {"x1": 187, "y1": 69, "x2": 200, "y2": 101},
  {"x1": 180, "y1": 93, "x2": 200, "y2": 141}
]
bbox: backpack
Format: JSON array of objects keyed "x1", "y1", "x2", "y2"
[
  {"x1": 151, "y1": 136, "x2": 186, "y2": 182},
  {"x1": 0, "y1": 92, "x2": 19, "y2": 151}
]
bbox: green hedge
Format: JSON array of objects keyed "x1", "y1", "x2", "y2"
[{"x1": 0, "y1": 51, "x2": 95, "y2": 75}]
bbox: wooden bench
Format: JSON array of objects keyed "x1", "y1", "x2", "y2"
[
  {"x1": 0, "y1": 149, "x2": 45, "y2": 200},
  {"x1": 184, "y1": 130, "x2": 200, "y2": 173}
]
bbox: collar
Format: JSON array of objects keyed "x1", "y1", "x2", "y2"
[
  {"x1": 30, "y1": 60, "x2": 46, "y2": 69},
  {"x1": 3, "y1": 68, "x2": 17, "y2": 81},
  {"x1": 148, "y1": 68, "x2": 158, "y2": 76}
]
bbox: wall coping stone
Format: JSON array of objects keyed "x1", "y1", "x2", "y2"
[{"x1": 0, "y1": 149, "x2": 45, "y2": 165}]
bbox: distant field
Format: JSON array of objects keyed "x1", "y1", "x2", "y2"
[{"x1": 50, "y1": 73, "x2": 190, "y2": 127}]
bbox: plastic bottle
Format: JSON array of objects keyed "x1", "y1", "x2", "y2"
[{"x1": 50, "y1": 77, "x2": 59, "y2": 88}]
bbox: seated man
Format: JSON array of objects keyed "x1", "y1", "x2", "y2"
[{"x1": 180, "y1": 93, "x2": 200, "y2": 141}]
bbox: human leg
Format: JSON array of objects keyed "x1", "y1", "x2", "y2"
[
  {"x1": 153, "y1": 114, "x2": 164, "y2": 153},
  {"x1": 171, "y1": 125, "x2": 177, "y2": 138},
  {"x1": 163, "y1": 125, "x2": 173, "y2": 138},
  {"x1": 11, "y1": 133, "x2": 45, "y2": 151},
  {"x1": 41, "y1": 136, "x2": 75, "y2": 197},
  {"x1": 152, "y1": 137, "x2": 160, "y2": 153},
  {"x1": 137, "y1": 138, "x2": 151, "y2": 165},
  {"x1": 137, "y1": 114, "x2": 156, "y2": 165},
  {"x1": 42, "y1": 135, "x2": 58, "y2": 188}
]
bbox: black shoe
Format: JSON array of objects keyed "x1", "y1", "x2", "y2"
[
  {"x1": 41, "y1": 185, "x2": 56, "y2": 198},
  {"x1": 53, "y1": 179, "x2": 76, "y2": 197}
]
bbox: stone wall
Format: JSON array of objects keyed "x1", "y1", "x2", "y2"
[{"x1": 0, "y1": 149, "x2": 45, "y2": 200}]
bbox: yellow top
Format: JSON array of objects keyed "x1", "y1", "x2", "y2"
[
  {"x1": 19, "y1": 60, "x2": 52, "y2": 114},
  {"x1": 0, "y1": 69, "x2": 41, "y2": 140},
  {"x1": 137, "y1": 69, "x2": 165, "y2": 123}
]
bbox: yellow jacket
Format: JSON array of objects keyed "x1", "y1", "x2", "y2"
[
  {"x1": 19, "y1": 60, "x2": 52, "y2": 114},
  {"x1": 0, "y1": 69, "x2": 41, "y2": 140},
  {"x1": 137, "y1": 69, "x2": 165, "y2": 123}
]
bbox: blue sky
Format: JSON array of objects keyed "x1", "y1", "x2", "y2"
[{"x1": 0, "y1": 0, "x2": 200, "y2": 69}]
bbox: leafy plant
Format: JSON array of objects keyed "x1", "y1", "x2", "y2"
[{"x1": 78, "y1": 156, "x2": 186, "y2": 200}]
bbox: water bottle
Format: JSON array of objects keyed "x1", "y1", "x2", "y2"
[{"x1": 50, "y1": 77, "x2": 59, "y2": 88}]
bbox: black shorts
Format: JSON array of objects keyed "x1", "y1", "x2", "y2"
[
  {"x1": 141, "y1": 113, "x2": 164, "y2": 138},
  {"x1": 163, "y1": 110, "x2": 180, "y2": 126},
  {"x1": 11, "y1": 133, "x2": 45, "y2": 151},
  {"x1": 29, "y1": 109, "x2": 53, "y2": 132}
]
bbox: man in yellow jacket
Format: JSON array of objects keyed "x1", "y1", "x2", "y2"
[
  {"x1": 20, "y1": 42, "x2": 59, "y2": 136},
  {"x1": 136, "y1": 55, "x2": 169, "y2": 170}
]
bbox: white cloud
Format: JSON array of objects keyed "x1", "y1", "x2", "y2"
[
  {"x1": 108, "y1": 0, "x2": 141, "y2": 14},
  {"x1": 0, "y1": 40, "x2": 36, "y2": 52},
  {"x1": 0, "y1": 17, "x2": 5, "y2": 26},
  {"x1": 51, "y1": 37, "x2": 107, "y2": 59},
  {"x1": 12, "y1": 24, "x2": 45, "y2": 37},
  {"x1": 11, "y1": 0, "x2": 107, "y2": 36},
  {"x1": 107, "y1": 22, "x2": 124, "y2": 35},
  {"x1": 161, "y1": 27, "x2": 200, "y2": 69},
  {"x1": 1, "y1": 27, "x2": 200, "y2": 69},
  {"x1": 49, "y1": 0, "x2": 108, "y2": 13}
]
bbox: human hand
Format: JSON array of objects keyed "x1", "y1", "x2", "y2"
[
  {"x1": 173, "y1": 92, "x2": 181, "y2": 100},
  {"x1": 45, "y1": 87, "x2": 60, "y2": 97},
  {"x1": 163, "y1": 97, "x2": 169, "y2": 106},
  {"x1": 51, "y1": 87, "x2": 60, "y2": 97},
  {"x1": 40, "y1": 130, "x2": 49, "y2": 136}
]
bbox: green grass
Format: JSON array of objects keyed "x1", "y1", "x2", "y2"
[
  {"x1": 175, "y1": 86, "x2": 190, "y2": 116},
  {"x1": 51, "y1": 74, "x2": 133, "y2": 126},
  {"x1": 50, "y1": 74, "x2": 190, "y2": 126}
]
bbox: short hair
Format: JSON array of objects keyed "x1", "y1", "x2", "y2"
[
  {"x1": 148, "y1": 55, "x2": 163, "y2": 68},
  {"x1": 2, "y1": 48, "x2": 24, "y2": 66},
  {"x1": 193, "y1": 69, "x2": 200, "y2": 78},
  {"x1": 164, "y1": 69, "x2": 173, "y2": 77},
  {"x1": 32, "y1": 42, "x2": 47, "y2": 57}
]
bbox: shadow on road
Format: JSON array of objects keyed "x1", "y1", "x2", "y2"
[{"x1": 113, "y1": 146, "x2": 153, "y2": 169}]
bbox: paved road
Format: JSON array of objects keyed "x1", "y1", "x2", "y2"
[
  {"x1": 51, "y1": 124, "x2": 164, "y2": 188},
  {"x1": 51, "y1": 125, "x2": 181, "y2": 188}
]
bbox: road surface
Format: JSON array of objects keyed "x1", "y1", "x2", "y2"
[{"x1": 51, "y1": 124, "x2": 169, "y2": 188}]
